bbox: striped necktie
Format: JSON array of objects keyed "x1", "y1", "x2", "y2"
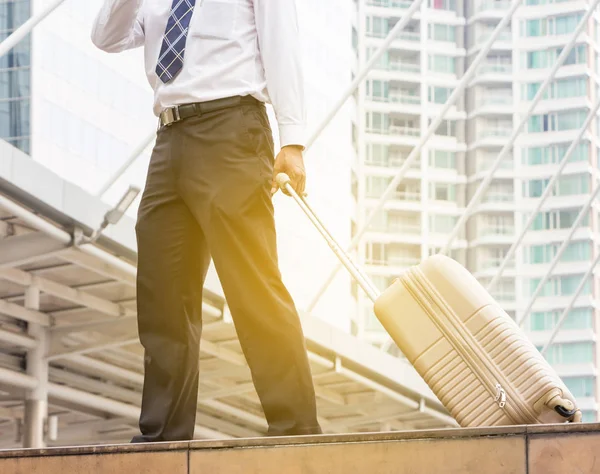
[{"x1": 155, "y1": 0, "x2": 196, "y2": 83}]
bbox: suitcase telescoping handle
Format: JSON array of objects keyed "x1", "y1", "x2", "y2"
[{"x1": 276, "y1": 173, "x2": 380, "y2": 303}]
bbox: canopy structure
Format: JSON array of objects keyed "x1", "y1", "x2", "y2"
[{"x1": 0, "y1": 142, "x2": 455, "y2": 448}]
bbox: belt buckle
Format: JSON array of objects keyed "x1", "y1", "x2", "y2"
[{"x1": 160, "y1": 106, "x2": 181, "y2": 127}]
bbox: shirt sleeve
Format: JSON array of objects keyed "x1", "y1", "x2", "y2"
[
  {"x1": 253, "y1": 0, "x2": 306, "y2": 149},
  {"x1": 91, "y1": 0, "x2": 145, "y2": 53}
]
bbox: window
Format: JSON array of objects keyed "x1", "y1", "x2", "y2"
[
  {"x1": 366, "y1": 16, "x2": 389, "y2": 38},
  {"x1": 366, "y1": 144, "x2": 389, "y2": 166},
  {"x1": 0, "y1": 0, "x2": 31, "y2": 154},
  {"x1": 429, "y1": 150, "x2": 456, "y2": 169},
  {"x1": 581, "y1": 411, "x2": 597, "y2": 423},
  {"x1": 428, "y1": 23, "x2": 455, "y2": 42},
  {"x1": 530, "y1": 308, "x2": 593, "y2": 331},
  {"x1": 366, "y1": 79, "x2": 389, "y2": 101},
  {"x1": 522, "y1": 77, "x2": 587, "y2": 101},
  {"x1": 428, "y1": 86, "x2": 452, "y2": 104},
  {"x1": 365, "y1": 112, "x2": 389, "y2": 133},
  {"x1": 434, "y1": 120, "x2": 457, "y2": 138},
  {"x1": 429, "y1": 55, "x2": 455, "y2": 74},
  {"x1": 429, "y1": 214, "x2": 457, "y2": 233},
  {"x1": 521, "y1": 14, "x2": 583, "y2": 37},
  {"x1": 430, "y1": 183, "x2": 456, "y2": 201},
  {"x1": 428, "y1": 0, "x2": 456, "y2": 12},
  {"x1": 542, "y1": 342, "x2": 595, "y2": 365},
  {"x1": 529, "y1": 209, "x2": 589, "y2": 231},
  {"x1": 527, "y1": 275, "x2": 592, "y2": 297},
  {"x1": 522, "y1": 45, "x2": 586, "y2": 69},
  {"x1": 522, "y1": 142, "x2": 589, "y2": 165},
  {"x1": 528, "y1": 109, "x2": 587, "y2": 133},
  {"x1": 523, "y1": 174, "x2": 589, "y2": 197}
]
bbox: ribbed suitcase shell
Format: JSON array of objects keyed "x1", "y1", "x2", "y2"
[{"x1": 374, "y1": 255, "x2": 580, "y2": 427}]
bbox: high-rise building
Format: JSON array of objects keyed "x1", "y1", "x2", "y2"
[{"x1": 353, "y1": 0, "x2": 598, "y2": 421}]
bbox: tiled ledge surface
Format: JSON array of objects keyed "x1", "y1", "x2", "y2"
[{"x1": 1, "y1": 423, "x2": 599, "y2": 474}]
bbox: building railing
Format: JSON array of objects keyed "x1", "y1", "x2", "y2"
[
  {"x1": 477, "y1": 95, "x2": 512, "y2": 106},
  {"x1": 366, "y1": 94, "x2": 420, "y2": 105},
  {"x1": 365, "y1": 156, "x2": 422, "y2": 168},
  {"x1": 478, "y1": 0, "x2": 511, "y2": 12},
  {"x1": 476, "y1": 157, "x2": 514, "y2": 171},
  {"x1": 480, "y1": 128, "x2": 512, "y2": 138},
  {"x1": 366, "y1": 0, "x2": 414, "y2": 8},
  {"x1": 478, "y1": 63, "x2": 512, "y2": 74},
  {"x1": 366, "y1": 30, "x2": 421, "y2": 41},
  {"x1": 366, "y1": 190, "x2": 422, "y2": 201},
  {"x1": 479, "y1": 226, "x2": 515, "y2": 236},
  {"x1": 365, "y1": 256, "x2": 422, "y2": 266},
  {"x1": 479, "y1": 258, "x2": 516, "y2": 270},
  {"x1": 482, "y1": 192, "x2": 514, "y2": 203},
  {"x1": 477, "y1": 31, "x2": 512, "y2": 43},
  {"x1": 388, "y1": 61, "x2": 421, "y2": 72},
  {"x1": 366, "y1": 125, "x2": 421, "y2": 136}
]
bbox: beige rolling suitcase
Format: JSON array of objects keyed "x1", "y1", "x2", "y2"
[{"x1": 277, "y1": 173, "x2": 581, "y2": 427}]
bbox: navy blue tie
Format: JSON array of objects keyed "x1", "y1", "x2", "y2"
[{"x1": 155, "y1": 0, "x2": 196, "y2": 83}]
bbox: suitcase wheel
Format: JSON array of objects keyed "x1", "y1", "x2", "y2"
[{"x1": 554, "y1": 405, "x2": 579, "y2": 420}]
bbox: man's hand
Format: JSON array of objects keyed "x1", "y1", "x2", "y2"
[{"x1": 271, "y1": 145, "x2": 306, "y2": 196}]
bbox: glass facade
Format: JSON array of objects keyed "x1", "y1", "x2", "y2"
[{"x1": 0, "y1": 0, "x2": 31, "y2": 154}]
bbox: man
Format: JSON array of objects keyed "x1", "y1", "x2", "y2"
[{"x1": 91, "y1": 0, "x2": 322, "y2": 442}]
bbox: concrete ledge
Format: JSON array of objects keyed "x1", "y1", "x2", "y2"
[{"x1": 1, "y1": 424, "x2": 599, "y2": 473}]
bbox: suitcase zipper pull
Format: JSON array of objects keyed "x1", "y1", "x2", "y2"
[{"x1": 495, "y1": 383, "x2": 506, "y2": 408}]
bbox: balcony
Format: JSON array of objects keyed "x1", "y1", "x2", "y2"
[
  {"x1": 366, "y1": 0, "x2": 414, "y2": 8},
  {"x1": 490, "y1": 290, "x2": 516, "y2": 303},
  {"x1": 477, "y1": 0, "x2": 511, "y2": 12},
  {"x1": 388, "y1": 61, "x2": 420, "y2": 73},
  {"x1": 482, "y1": 192, "x2": 514, "y2": 203},
  {"x1": 365, "y1": 154, "x2": 421, "y2": 170},
  {"x1": 370, "y1": 221, "x2": 421, "y2": 235},
  {"x1": 366, "y1": 30, "x2": 420, "y2": 42},
  {"x1": 475, "y1": 157, "x2": 514, "y2": 172},
  {"x1": 365, "y1": 256, "x2": 421, "y2": 267},
  {"x1": 480, "y1": 128, "x2": 511, "y2": 139},
  {"x1": 477, "y1": 95, "x2": 512, "y2": 107},
  {"x1": 366, "y1": 93, "x2": 420, "y2": 105},
  {"x1": 477, "y1": 31, "x2": 512, "y2": 44},
  {"x1": 478, "y1": 258, "x2": 515, "y2": 271},
  {"x1": 367, "y1": 124, "x2": 421, "y2": 137},
  {"x1": 478, "y1": 226, "x2": 515, "y2": 237},
  {"x1": 477, "y1": 63, "x2": 512, "y2": 76},
  {"x1": 366, "y1": 190, "x2": 421, "y2": 202}
]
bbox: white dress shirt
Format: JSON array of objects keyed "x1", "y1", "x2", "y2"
[{"x1": 91, "y1": 0, "x2": 306, "y2": 148}]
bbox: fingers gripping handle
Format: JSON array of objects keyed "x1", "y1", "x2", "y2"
[{"x1": 275, "y1": 173, "x2": 380, "y2": 303}]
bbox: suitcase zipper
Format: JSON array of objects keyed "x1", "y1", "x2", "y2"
[
  {"x1": 404, "y1": 269, "x2": 537, "y2": 424},
  {"x1": 495, "y1": 384, "x2": 506, "y2": 408}
]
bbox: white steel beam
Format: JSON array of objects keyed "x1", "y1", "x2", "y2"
[
  {"x1": 0, "y1": 233, "x2": 69, "y2": 268},
  {"x1": 517, "y1": 180, "x2": 600, "y2": 328},
  {"x1": 487, "y1": 98, "x2": 600, "y2": 291},
  {"x1": 305, "y1": 0, "x2": 528, "y2": 312},
  {"x1": 0, "y1": 267, "x2": 134, "y2": 319},
  {"x1": 0, "y1": 299, "x2": 51, "y2": 326},
  {"x1": 47, "y1": 383, "x2": 230, "y2": 440},
  {"x1": 440, "y1": 2, "x2": 598, "y2": 254},
  {"x1": 0, "y1": 0, "x2": 67, "y2": 58},
  {"x1": 0, "y1": 328, "x2": 37, "y2": 350},
  {"x1": 46, "y1": 337, "x2": 139, "y2": 361}
]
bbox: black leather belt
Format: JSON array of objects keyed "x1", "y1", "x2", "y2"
[{"x1": 158, "y1": 95, "x2": 261, "y2": 129}]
